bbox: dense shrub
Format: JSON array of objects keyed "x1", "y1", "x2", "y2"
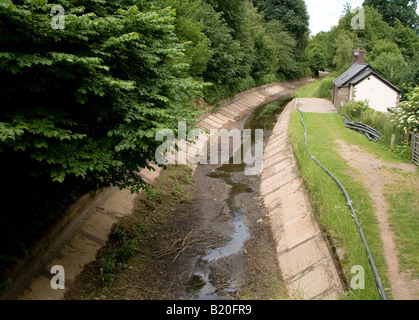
[
  {"x1": 318, "y1": 77, "x2": 335, "y2": 100},
  {"x1": 341, "y1": 100, "x2": 370, "y2": 119},
  {"x1": 393, "y1": 86, "x2": 419, "y2": 133}
]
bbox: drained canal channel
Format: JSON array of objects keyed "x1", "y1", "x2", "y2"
[
  {"x1": 7, "y1": 80, "x2": 322, "y2": 300},
  {"x1": 185, "y1": 96, "x2": 293, "y2": 300}
]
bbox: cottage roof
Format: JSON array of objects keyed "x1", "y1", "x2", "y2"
[
  {"x1": 333, "y1": 63, "x2": 369, "y2": 87},
  {"x1": 333, "y1": 63, "x2": 401, "y2": 93}
]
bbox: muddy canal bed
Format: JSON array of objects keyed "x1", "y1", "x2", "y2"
[
  {"x1": 65, "y1": 96, "x2": 292, "y2": 300},
  {"x1": 184, "y1": 96, "x2": 292, "y2": 300}
]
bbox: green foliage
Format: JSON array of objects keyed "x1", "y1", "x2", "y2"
[
  {"x1": 0, "y1": 0, "x2": 205, "y2": 191},
  {"x1": 367, "y1": 40, "x2": 408, "y2": 86},
  {"x1": 167, "y1": 0, "x2": 303, "y2": 103},
  {"x1": 295, "y1": 76, "x2": 335, "y2": 100},
  {"x1": 306, "y1": 44, "x2": 326, "y2": 74},
  {"x1": 341, "y1": 100, "x2": 370, "y2": 119},
  {"x1": 264, "y1": 20, "x2": 297, "y2": 78},
  {"x1": 333, "y1": 32, "x2": 354, "y2": 74},
  {"x1": 155, "y1": 0, "x2": 213, "y2": 77},
  {"x1": 394, "y1": 87, "x2": 419, "y2": 133},
  {"x1": 251, "y1": 29, "x2": 277, "y2": 84},
  {"x1": 252, "y1": 0, "x2": 309, "y2": 53},
  {"x1": 363, "y1": 0, "x2": 419, "y2": 32},
  {"x1": 0, "y1": 0, "x2": 208, "y2": 282},
  {"x1": 0, "y1": 277, "x2": 13, "y2": 294},
  {"x1": 318, "y1": 77, "x2": 335, "y2": 100}
]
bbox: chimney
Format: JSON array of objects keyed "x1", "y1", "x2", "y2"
[{"x1": 352, "y1": 47, "x2": 365, "y2": 65}]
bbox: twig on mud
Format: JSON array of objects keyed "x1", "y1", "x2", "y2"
[{"x1": 152, "y1": 229, "x2": 221, "y2": 262}]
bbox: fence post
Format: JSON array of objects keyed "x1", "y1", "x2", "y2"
[{"x1": 391, "y1": 134, "x2": 396, "y2": 149}]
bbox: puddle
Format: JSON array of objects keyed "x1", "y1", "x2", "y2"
[
  {"x1": 203, "y1": 214, "x2": 250, "y2": 261},
  {"x1": 187, "y1": 97, "x2": 292, "y2": 300},
  {"x1": 186, "y1": 260, "x2": 221, "y2": 300}
]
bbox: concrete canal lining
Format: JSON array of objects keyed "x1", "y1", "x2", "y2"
[{"x1": 260, "y1": 99, "x2": 344, "y2": 300}]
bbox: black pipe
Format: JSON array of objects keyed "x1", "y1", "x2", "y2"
[
  {"x1": 344, "y1": 124, "x2": 381, "y2": 141},
  {"x1": 338, "y1": 113, "x2": 383, "y2": 142},
  {"x1": 350, "y1": 123, "x2": 383, "y2": 137}
]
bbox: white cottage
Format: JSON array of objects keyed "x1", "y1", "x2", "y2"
[{"x1": 332, "y1": 62, "x2": 401, "y2": 112}]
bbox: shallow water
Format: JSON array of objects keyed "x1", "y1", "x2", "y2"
[{"x1": 186, "y1": 97, "x2": 292, "y2": 300}]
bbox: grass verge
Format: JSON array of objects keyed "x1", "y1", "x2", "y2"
[
  {"x1": 294, "y1": 79, "x2": 323, "y2": 98},
  {"x1": 294, "y1": 76, "x2": 335, "y2": 100},
  {"x1": 385, "y1": 175, "x2": 419, "y2": 279},
  {"x1": 288, "y1": 111, "x2": 391, "y2": 300}
]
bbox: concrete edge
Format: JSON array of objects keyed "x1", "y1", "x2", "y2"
[{"x1": 260, "y1": 99, "x2": 345, "y2": 300}]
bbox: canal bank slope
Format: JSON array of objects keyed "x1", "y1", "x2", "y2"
[{"x1": 261, "y1": 98, "x2": 344, "y2": 300}]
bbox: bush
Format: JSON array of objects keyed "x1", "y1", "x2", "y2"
[
  {"x1": 318, "y1": 77, "x2": 335, "y2": 100},
  {"x1": 341, "y1": 100, "x2": 370, "y2": 119},
  {"x1": 393, "y1": 86, "x2": 419, "y2": 133}
]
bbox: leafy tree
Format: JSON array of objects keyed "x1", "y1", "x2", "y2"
[
  {"x1": 206, "y1": 0, "x2": 248, "y2": 41},
  {"x1": 0, "y1": 0, "x2": 211, "y2": 278},
  {"x1": 342, "y1": 2, "x2": 353, "y2": 16},
  {"x1": 306, "y1": 44, "x2": 326, "y2": 76},
  {"x1": 363, "y1": 0, "x2": 419, "y2": 32},
  {"x1": 391, "y1": 19, "x2": 419, "y2": 60},
  {"x1": 368, "y1": 40, "x2": 408, "y2": 86},
  {"x1": 305, "y1": 31, "x2": 337, "y2": 71},
  {"x1": 156, "y1": 0, "x2": 213, "y2": 77},
  {"x1": 336, "y1": 6, "x2": 392, "y2": 52},
  {"x1": 368, "y1": 39, "x2": 402, "y2": 61},
  {"x1": 370, "y1": 51, "x2": 408, "y2": 86},
  {"x1": 251, "y1": 31, "x2": 277, "y2": 83},
  {"x1": 0, "y1": 0, "x2": 204, "y2": 193},
  {"x1": 192, "y1": 0, "x2": 247, "y2": 102},
  {"x1": 264, "y1": 20, "x2": 297, "y2": 78},
  {"x1": 333, "y1": 33, "x2": 354, "y2": 74},
  {"x1": 252, "y1": 0, "x2": 309, "y2": 53}
]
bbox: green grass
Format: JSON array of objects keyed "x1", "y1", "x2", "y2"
[
  {"x1": 288, "y1": 111, "x2": 391, "y2": 300},
  {"x1": 385, "y1": 179, "x2": 419, "y2": 279},
  {"x1": 294, "y1": 76, "x2": 335, "y2": 100},
  {"x1": 294, "y1": 79, "x2": 323, "y2": 98}
]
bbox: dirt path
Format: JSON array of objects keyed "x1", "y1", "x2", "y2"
[{"x1": 336, "y1": 140, "x2": 419, "y2": 300}]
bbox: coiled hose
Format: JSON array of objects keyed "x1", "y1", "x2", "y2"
[{"x1": 296, "y1": 100, "x2": 387, "y2": 300}]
